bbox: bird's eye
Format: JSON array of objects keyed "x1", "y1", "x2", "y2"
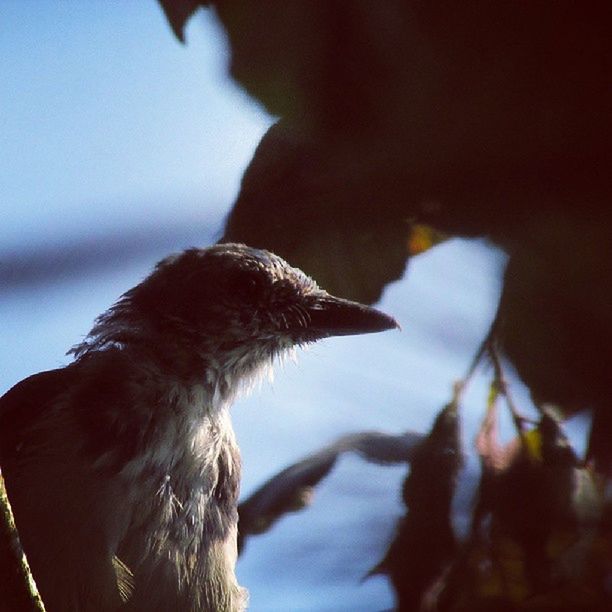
[{"x1": 227, "y1": 270, "x2": 263, "y2": 303}]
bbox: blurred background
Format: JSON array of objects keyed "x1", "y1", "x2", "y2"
[{"x1": 1, "y1": 3, "x2": 598, "y2": 610}]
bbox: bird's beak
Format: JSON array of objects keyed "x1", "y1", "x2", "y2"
[{"x1": 305, "y1": 293, "x2": 399, "y2": 338}]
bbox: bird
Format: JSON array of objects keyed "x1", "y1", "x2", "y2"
[{"x1": 0, "y1": 243, "x2": 398, "y2": 612}]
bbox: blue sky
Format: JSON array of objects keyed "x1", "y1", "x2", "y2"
[{"x1": 1, "y1": 1, "x2": 272, "y2": 251}]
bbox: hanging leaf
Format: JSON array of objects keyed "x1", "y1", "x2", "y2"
[
  {"x1": 448, "y1": 402, "x2": 610, "y2": 609},
  {"x1": 371, "y1": 400, "x2": 462, "y2": 610}
]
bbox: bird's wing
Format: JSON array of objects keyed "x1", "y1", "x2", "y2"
[
  {"x1": 0, "y1": 366, "x2": 78, "y2": 461},
  {"x1": 0, "y1": 363, "x2": 131, "y2": 611}
]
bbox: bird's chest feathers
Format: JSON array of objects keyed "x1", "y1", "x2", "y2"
[
  {"x1": 118, "y1": 383, "x2": 241, "y2": 556},
  {"x1": 147, "y1": 383, "x2": 232, "y2": 471}
]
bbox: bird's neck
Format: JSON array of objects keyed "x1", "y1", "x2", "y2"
[
  {"x1": 138, "y1": 328, "x2": 290, "y2": 413},
  {"x1": 75, "y1": 309, "x2": 283, "y2": 406}
]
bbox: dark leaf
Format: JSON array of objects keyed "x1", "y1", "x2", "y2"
[
  {"x1": 492, "y1": 210, "x2": 612, "y2": 476},
  {"x1": 158, "y1": 0, "x2": 208, "y2": 42},
  {"x1": 214, "y1": 2, "x2": 611, "y2": 243},
  {"x1": 372, "y1": 401, "x2": 462, "y2": 611},
  {"x1": 452, "y1": 405, "x2": 609, "y2": 608},
  {"x1": 238, "y1": 430, "x2": 423, "y2": 553},
  {"x1": 222, "y1": 120, "x2": 412, "y2": 304}
]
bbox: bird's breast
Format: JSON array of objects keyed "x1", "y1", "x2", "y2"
[{"x1": 117, "y1": 394, "x2": 242, "y2": 588}]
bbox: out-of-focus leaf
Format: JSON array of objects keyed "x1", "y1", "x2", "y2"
[
  {"x1": 333, "y1": 431, "x2": 424, "y2": 465},
  {"x1": 495, "y1": 215, "x2": 612, "y2": 476},
  {"x1": 237, "y1": 430, "x2": 423, "y2": 553},
  {"x1": 203, "y1": 4, "x2": 612, "y2": 169},
  {"x1": 158, "y1": 0, "x2": 208, "y2": 42},
  {"x1": 488, "y1": 412, "x2": 578, "y2": 586},
  {"x1": 209, "y1": 3, "x2": 611, "y2": 246},
  {"x1": 238, "y1": 450, "x2": 337, "y2": 553},
  {"x1": 211, "y1": 2, "x2": 419, "y2": 133},
  {"x1": 449, "y1": 405, "x2": 610, "y2": 609},
  {"x1": 372, "y1": 401, "x2": 462, "y2": 610},
  {"x1": 222, "y1": 120, "x2": 412, "y2": 304}
]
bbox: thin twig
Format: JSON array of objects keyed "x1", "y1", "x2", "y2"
[
  {"x1": 485, "y1": 340, "x2": 531, "y2": 444},
  {"x1": 0, "y1": 474, "x2": 46, "y2": 611}
]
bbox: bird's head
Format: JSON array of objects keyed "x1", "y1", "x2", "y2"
[{"x1": 73, "y1": 243, "x2": 398, "y2": 389}]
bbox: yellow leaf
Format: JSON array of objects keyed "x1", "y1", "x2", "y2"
[
  {"x1": 407, "y1": 224, "x2": 447, "y2": 255},
  {"x1": 523, "y1": 428, "x2": 542, "y2": 461}
]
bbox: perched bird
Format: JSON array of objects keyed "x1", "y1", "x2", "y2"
[{"x1": 0, "y1": 243, "x2": 397, "y2": 612}]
